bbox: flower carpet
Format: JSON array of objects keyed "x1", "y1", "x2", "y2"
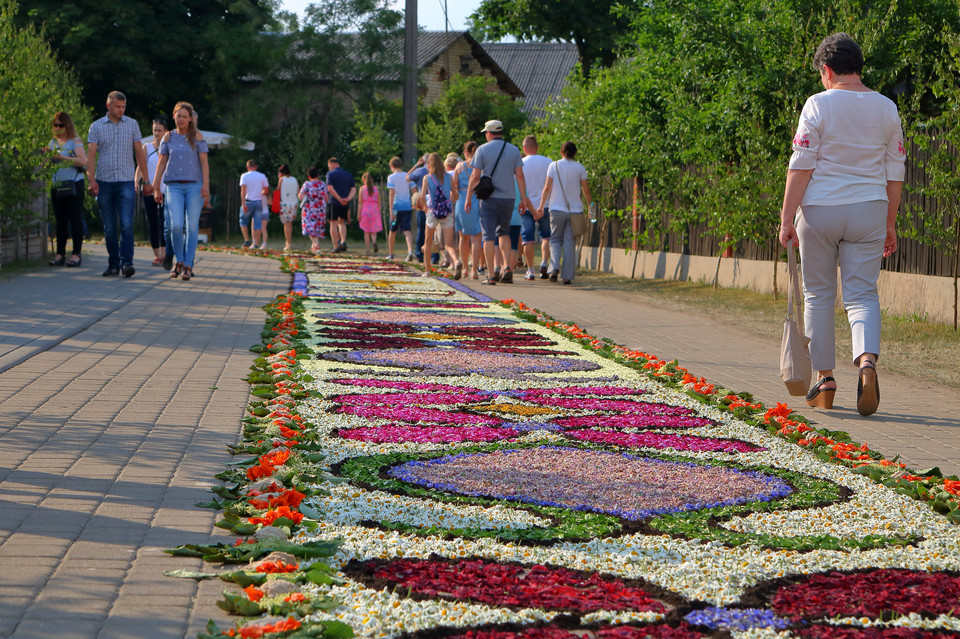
[{"x1": 171, "y1": 253, "x2": 960, "y2": 639}]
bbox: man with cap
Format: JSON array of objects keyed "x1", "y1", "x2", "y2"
[{"x1": 466, "y1": 120, "x2": 533, "y2": 285}]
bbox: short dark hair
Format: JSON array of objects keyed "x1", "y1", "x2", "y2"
[
  {"x1": 152, "y1": 117, "x2": 168, "y2": 129},
  {"x1": 561, "y1": 141, "x2": 578, "y2": 159},
  {"x1": 813, "y1": 33, "x2": 863, "y2": 76},
  {"x1": 278, "y1": 163, "x2": 291, "y2": 176},
  {"x1": 307, "y1": 166, "x2": 319, "y2": 179},
  {"x1": 107, "y1": 91, "x2": 126, "y2": 102},
  {"x1": 327, "y1": 157, "x2": 339, "y2": 165}
]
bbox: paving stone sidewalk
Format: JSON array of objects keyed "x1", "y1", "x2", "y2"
[
  {"x1": 456, "y1": 272, "x2": 960, "y2": 476},
  {"x1": 0, "y1": 245, "x2": 289, "y2": 638}
]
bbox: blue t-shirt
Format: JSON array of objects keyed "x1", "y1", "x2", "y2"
[
  {"x1": 408, "y1": 166, "x2": 429, "y2": 187},
  {"x1": 326, "y1": 167, "x2": 355, "y2": 200},
  {"x1": 159, "y1": 132, "x2": 208, "y2": 182},
  {"x1": 425, "y1": 173, "x2": 453, "y2": 215},
  {"x1": 471, "y1": 138, "x2": 523, "y2": 200},
  {"x1": 387, "y1": 171, "x2": 413, "y2": 211}
]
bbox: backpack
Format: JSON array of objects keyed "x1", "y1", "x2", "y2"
[{"x1": 430, "y1": 176, "x2": 452, "y2": 218}]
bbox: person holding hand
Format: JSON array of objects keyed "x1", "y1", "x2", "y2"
[{"x1": 152, "y1": 101, "x2": 209, "y2": 281}]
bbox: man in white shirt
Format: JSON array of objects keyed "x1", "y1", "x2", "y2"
[
  {"x1": 521, "y1": 135, "x2": 553, "y2": 279},
  {"x1": 239, "y1": 160, "x2": 269, "y2": 249}
]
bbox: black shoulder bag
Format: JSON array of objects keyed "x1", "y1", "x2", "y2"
[{"x1": 475, "y1": 140, "x2": 506, "y2": 200}]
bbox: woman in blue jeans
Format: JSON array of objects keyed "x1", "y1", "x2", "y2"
[{"x1": 151, "y1": 102, "x2": 209, "y2": 281}]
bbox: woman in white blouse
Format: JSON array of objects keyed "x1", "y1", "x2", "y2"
[
  {"x1": 778, "y1": 33, "x2": 905, "y2": 416},
  {"x1": 538, "y1": 141, "x2": 592, "y2": 285}
]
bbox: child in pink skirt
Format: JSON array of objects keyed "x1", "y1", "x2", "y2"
[{"x1": 358, "y1": 172, "x2": 383, "y2": 254}]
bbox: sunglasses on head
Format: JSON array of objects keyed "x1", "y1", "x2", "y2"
[{"x1": 53, "y1": 123, "x2": 65, "y2": 128}]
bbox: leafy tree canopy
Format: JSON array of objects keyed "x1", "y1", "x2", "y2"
[
  {"x1": 468, "y1": 0, "x2": 637, "y2": 79},
  {"x1": 0, "y1": 0, "x2": 85, "y2": 229},
  {"x1": 418, "y1": 75, "x2": 527, "y2": 156},
  {"x1": 14, "y1": 0, "x2": 276, "y2": 123}
]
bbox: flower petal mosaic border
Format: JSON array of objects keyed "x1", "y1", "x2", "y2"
[{"x1": 173, "y1": 251, "x2": 960, "y2": 639}]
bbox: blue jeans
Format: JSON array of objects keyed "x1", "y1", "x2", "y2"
[
  {"x1": 520, "y1": 209, "x2": 551, "y2": 243},
  {"x1": 97, "y1": 181, "x2": 135, "y2": 269},
  {"x1": 165, "y1": 182, "x2": 203, "y2": 267}
]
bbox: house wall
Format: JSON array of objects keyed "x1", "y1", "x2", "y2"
[{"x1": 420, "y1": 38, "x2": 505, "y2": 104}]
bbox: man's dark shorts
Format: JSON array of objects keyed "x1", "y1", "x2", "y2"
[
  {"x1": 479, "y1": 197, "x2": 513, "y2": 242},
  {"x1": 329, "y1": 202, "x2": 349, "y2": 221},
  {"x1": 391, "y1": 210, "x2": 412, "y2": 232}
]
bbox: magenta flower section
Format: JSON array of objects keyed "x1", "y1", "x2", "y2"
[
  {"x1": 517, "y1": 386, "x2": 645, "y2": 398},
  {"x1": 331, "y1": 379, "x2": 468, "y2": 392},
  {"x1": 794, "y1": 628, "x2": 960, "y2": 639},
  {"x1": 341, "y1": 405, "x2": 499, "y2": 425},
  {"x1": 556, "y1": 414, "x2": 713, "y2": 430},
  {"x1": 335, "y1": 392, "x2": 490, "y2": 406},
  {"x1": 770, "y1": 569, "x2": 960, "y2": 622},
  {"x1": 339, "y1": 425, "x2": 516, "y2": 444},
  {"x1": 443, "y1": 625, "x2": 706, "y2": 639},
  {"x1": 566, "y1": 430, "x2": 765, "y2": 453},
  {"x1": 363, "y1": 558, "x2": 667, "y2": 613}
]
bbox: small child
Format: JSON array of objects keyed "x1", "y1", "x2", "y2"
[
  {"x1": 386, "y1": 157, "x2": 415, "y2": 261},
  {"x1": 358, "y1": 172, "x2": 383, "y2": 254}
]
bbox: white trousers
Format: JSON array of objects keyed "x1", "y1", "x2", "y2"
[{"x1": 796, "y1": 200, "x2": 886, "y2": 371}]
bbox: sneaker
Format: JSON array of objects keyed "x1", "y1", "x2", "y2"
[
  {"x1": 162, "y1": 252, "x2": 173, "y2": 271},
  {"x1": 102, "y1": 267, "x2": 119, "y2": 277},
  {"x1": 122, "y1": 264, "x2": 136, "y2": 278},
  {"x1": 540, "y1": 263, "x2": 548, "y2": 279},
  {"x1": 242, "y1": 241, "x2": 252, "y2": 249},
  {"x1": 386, "y1": 254, "x2": 395, "y2": 260},
  {"x1": 549, "y1": 272, "x2": 558, "y2": 282},
  {"x1": 500, "y1": 269, "x2": 514, "y2": 284},
  {"x1": 406, "y1": 252, "x2": 416, "y2": 262},
  {"x1": 562, "y1": 279, "x2": 572, "y2": 285},
  {"x1": 525, "y1": 268, "x2": 536, "y2": 281},
  {"x1": 339, "y1": 242, "x2": 348, "y2": 252},
  {"x1": 258, "y1": 243, "x2": 268, "y2": 250}
]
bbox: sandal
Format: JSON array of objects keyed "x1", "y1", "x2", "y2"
[
  {"x1": 805, "y1": 376, "x2": 836, "y2": 409},
  {"x1": 170, "y1": 264, "x2": 182, "y2": 278},
  {"x1": 66, "y1": 255, "x2": 82, "y2": 267},
  {"x1": 481, "y1": 278, "x2": 497, "y2": 285},
  {"x1": 49, "y1": 255, "x2": 65, "y2": 266},
  {"x1": 857, "y1": 360, "x2": 880, "y2": 416},
  {"x1": 181, "y1": 265, "x2": 192, "y2": 281}
]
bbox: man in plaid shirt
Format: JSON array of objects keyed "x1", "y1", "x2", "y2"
[{"x1": 86, "y1": 91, "x2": 152, "y2": 277}]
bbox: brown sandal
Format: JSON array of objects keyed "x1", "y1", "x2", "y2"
[
  {"x1": 181, "y1": 265, "x2": 192, "y2": 281},
  {"x1": 805, "y1": 376, "x2": 836, "y2": 409},
  {"x1": 857, "y1": 361, "x2": 880, "y2": 416},
  {"x1": 170, "y1": 264, "x2": 181, "y2": 278}
]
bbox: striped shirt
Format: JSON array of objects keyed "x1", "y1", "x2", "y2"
[{"x1": 87, "y1": 114, "x2": 142, "y2": 182}]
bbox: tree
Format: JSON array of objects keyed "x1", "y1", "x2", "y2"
[
  {"x1": 14, "y1": 0, "x2": 276, "y2": 122},
  {"x1": 468, "y1": 0, "x2": 637, "y2": 79},
  {"x1": 417, "y1": 75, "x2": 527, "y2": 155},
  {"x1": 0, "y1": 0, "x2": 86, "y2": 255}
]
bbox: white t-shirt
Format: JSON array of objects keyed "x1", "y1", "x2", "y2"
[
  {"x1": 522, "y1": 153, "x2": 551, "y2": 209},
  {"x1": 546, "y1": 159, "x2": 587, "y2": 212},
  {"x1": 279, "y1": 176, "x2": 299, "y2": 206},
  {"x1": 240, "y1": 170, "x2": 269, "y2": 202},
  {"x1": 144, "y1": 143, "x2": 162, "y2": 183},
  {"x1": 387, "y1": 171, "x2": 414, "y2": 211},
  {"x1": 788, "y1": 89, "x2": 905, "y2": 207}
]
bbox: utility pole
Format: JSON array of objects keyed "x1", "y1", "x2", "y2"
[{"x1": 403, "y1": 0, "x2": 417, "y2": 164}]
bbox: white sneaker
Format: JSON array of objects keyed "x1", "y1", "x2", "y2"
[
  {"x1": 386, "y1": 254, "x2": 395, "y2": 260},
  {"x1": 525, "y1": 268, "x2": 536, "y2": 281}
]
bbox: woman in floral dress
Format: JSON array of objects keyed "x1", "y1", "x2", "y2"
[{"x1": 298, "y1": 166, "x2": 328, "y2": 253}]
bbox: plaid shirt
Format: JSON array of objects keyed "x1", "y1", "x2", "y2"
[{"x1": 87, "y1": 114, "x2": 142, "y2": 182}]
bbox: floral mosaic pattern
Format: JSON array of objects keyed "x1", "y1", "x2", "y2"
[{"x1": 175, "y1": 254, "x2": 960, "y2": 639}]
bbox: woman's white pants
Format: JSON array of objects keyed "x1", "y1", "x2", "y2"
[{"x1": 796, "y1": 200, "x2": 886, "y2": 371}]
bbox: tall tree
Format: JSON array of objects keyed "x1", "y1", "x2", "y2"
[
  {"x1": 14, "y1": 0, "x2": 276, "y2": 122},
  {"x1": 0, "y1": 0, "x2": 85, "y2": 242},
  {"x1": 468, "y1": 0, "x2": 636, "y2": 79}
]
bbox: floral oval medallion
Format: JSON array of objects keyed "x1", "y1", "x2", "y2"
[{"x1": 388, "y1": 447, "x2": 792, "y2": 520}]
